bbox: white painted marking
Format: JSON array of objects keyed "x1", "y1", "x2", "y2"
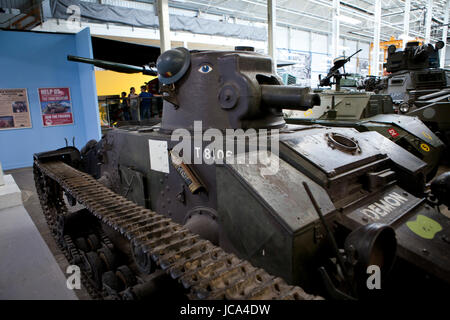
[
  {"x1": 148, "y1": 140, "x2": 170, "y2": 173},
  {"x1": 361, "y1": 192, "x2": 408, "y2": 221}
]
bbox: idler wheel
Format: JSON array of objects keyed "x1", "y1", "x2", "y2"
[
  {"x1": 116, "y1": 265, "x2": 137, "y2": 288},
  {"x1": 87, "y1": 234, "x2": 101, "y2": 251},
  {"x1": 98, "y1": 246, "x2": 117, "y2": 271},
  {"x1": 131, "y1": 243, "x2": 155, "y2": 274},
  {"x1": 75, "y1": 237, "x2": 89, "y2": 252},
  {"x1": 102, "y1": 271, "x2": 124, "y2": 296}
]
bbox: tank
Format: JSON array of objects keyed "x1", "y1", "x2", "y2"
[
  {"x1": 33, "y1": 48, "x2": 450, "y2": 300},
  {"x1": 364, "y1": 41, "x2": 450, "y2": 143},
  {"x1": 285, "y1": 50, "x2": 445, "y2": 181}
]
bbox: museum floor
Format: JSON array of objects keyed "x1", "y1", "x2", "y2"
[
  {"x1": 4, "y1": 164, "x2": 450, "y2": 300},
  {"x1": 5, "y1": 167, "x2": 91, "y2": 300}
]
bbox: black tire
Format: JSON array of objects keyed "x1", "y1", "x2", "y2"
[
  {"x1": 98, "y1": 246, "x2": 117, "y2": 271},
  {"x1": 102, "y1": 271, "x2": 123, "y2": 295},
  {"x1": 86, "y1": 251, "x2": 104, "y2": 289},
  {"x1": 116, "y1": 265, "x2": 136, "y2": 288},
  {"x1": 87, "y1": 234, "x2": 101, "y2": 251}
]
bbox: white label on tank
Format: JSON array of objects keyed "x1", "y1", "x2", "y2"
[{"x1": 148, "y1": 139, "x2": 170, "y2": 173}]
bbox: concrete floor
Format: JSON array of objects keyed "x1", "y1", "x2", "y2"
[
  {"x1": 0, "y1": 204, "x2": 78, "y2": 299},
  {"x1": 5, "y1": 167, "x2": 91, "y2": 300},
  {"x1": 4, "y1": 164, "x2": 450, "y2": 299}
]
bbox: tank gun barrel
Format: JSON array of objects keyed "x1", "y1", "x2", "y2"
[
  {"x1": 260, "y1": 85, "x2": 321, "y2": 110},
  {"x1": 67, "y1": 55, "x2": 158, "y2": 76}
]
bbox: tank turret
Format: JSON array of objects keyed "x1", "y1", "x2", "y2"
[
  {"x1": 68, "y1": 48, "x2": 320, "y2": 132},
  {"x1": 156, "y1": 49, "x2": 320, "y2": 132}
]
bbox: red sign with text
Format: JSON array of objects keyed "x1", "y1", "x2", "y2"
[
  {"x1": 38, "y1": 87, "x2": 73, "y2": 127},
  {"x1": 387, "y1": 128, "x2": 399, "y2": 138}
]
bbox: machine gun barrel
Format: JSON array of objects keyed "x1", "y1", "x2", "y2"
[
  {"x1": 67, "y1": 55, "x2": 158, "y2": 76},
  {"x1": 346, "y1": 49, "x2": 362, "y2": 61},
  {"x1": 318, "y1": 49, "x2": 362, "y2": 88},
  {"x1": 260, "y1": 85, "x2": 321, "y2": 110}
]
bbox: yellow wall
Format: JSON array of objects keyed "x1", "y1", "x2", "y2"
[{"x1": 95, "y1": 70, "x2": 156, "y2": 96}]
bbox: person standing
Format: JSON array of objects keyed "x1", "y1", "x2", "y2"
[
  {"x1": 146, "y1": 80, "x2": 162, "y2": 117},
  {"x1": 128, "y1": 87, "x2": 139, "y2": 120},
  {"x1": 120, "y1": 91, "x2": 130, "y2": 121},
  {"x1": 139, "y1": 85, "x2": 153, "y2": 120}
]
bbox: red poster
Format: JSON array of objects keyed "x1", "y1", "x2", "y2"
[{"x1": 38, "y1": 87, "x2": 73, "y2": 127}]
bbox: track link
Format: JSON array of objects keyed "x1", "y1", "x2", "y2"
[{"x1": 34, "y1": 159, "x2": 320, "y2": 300}]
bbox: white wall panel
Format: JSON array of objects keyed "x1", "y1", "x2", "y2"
[
  {"x1": 275, "y1": 26, "x2": 289, "y2": 49},
  {"x1": 359, "y1": 42, "x2": 370, "y2": 60},
  {"x1": 311, "y1": 53, "x2": 330, "y2": 72},
  {"x1": 311, "y1": 33, "x2": 328, "y2": 54},
  {"x1": 291, "y1": 29, "x2": 310, "y2": 51}
]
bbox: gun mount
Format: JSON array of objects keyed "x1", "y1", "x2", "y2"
[{"x1": 319, "y1": 49, "x2": 362, "y2": 91}]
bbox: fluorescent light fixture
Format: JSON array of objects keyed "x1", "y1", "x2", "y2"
[{"x1": 338, "y1": 15, "x2": 362, "y2": 25}]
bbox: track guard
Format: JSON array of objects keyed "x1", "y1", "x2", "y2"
[{"x1": 34, "y1": 146, "x2": 81, "y2": 168}]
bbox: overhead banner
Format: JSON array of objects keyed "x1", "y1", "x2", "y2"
[
  {"x1": 38, "y1": 87, "x2": 74, "y2": 127},
  {"x1": 52, "y1": 0, "x2": 267, "y2": 41},
  {"x1": 0, "y1": 88, "x2": 32, "y2": 130}
]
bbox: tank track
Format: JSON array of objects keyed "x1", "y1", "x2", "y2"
[{"x1": 33, "y1": 159, "x2": 320, "y2": 300}]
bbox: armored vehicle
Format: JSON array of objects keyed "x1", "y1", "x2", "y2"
[
  {"x1": 285, "y1": 50, "x2": 445, "y2": 180},
  {"x1": 34, "y1": 48, "x2": 450, "y2": 301},
  {"x1": 379, "y1": 41, "x2": 447, "y2": 106},
  {"x1": 365, "y1": 41, "x2": 450, "y2": 142}
]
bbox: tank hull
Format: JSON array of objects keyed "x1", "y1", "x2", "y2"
[{"x1": 79, "y1": 123, "x2": 450, "y2": 295}]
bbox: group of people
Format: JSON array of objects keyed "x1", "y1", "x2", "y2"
[{"x1": 119, "y1": 82, "x2": 162, "y2": 121}]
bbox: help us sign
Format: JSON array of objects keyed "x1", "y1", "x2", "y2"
[{"x1": 39, "y1": 88, "x2": 74, "y2": 127}]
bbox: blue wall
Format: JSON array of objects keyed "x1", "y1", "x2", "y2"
[{"x1": 0, "y1": 28, "x2": 100, "y2": 170}]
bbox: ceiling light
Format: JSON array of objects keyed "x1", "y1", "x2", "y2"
[{"x1": 337, "y1": 15, "x2": 362, "y2": 25}]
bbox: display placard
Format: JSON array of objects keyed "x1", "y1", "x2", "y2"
[
  {"x1": 0, "y1": 88, "x2": 32, "y2": 130},
  {"x1": 38, "y1": 87, "x2": 74, "y2": 127}
]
